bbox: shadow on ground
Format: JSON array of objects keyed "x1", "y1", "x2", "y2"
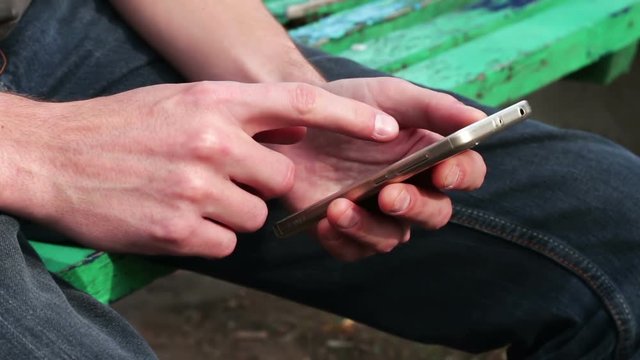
[{"x1": 113, "y1": 57, "x2": 640, "y2": 360}]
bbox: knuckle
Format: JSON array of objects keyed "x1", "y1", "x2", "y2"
[
  {"x1": 380, "y1": 77, "x2": 408, "y2": 89},
  {"x1": 185, "y1": 129, "x2": 231, "y2": 159},
  {"x1": 441, "y1": 93, "x2": 464, "y2": 107},
  {"x1": 373, "y1": 77, "x2": 411, "y2": 104},
  {"x1": 151, "y1": 217, "x2": 194, "y2": 246},
  {"x1": 181, "y1": 82, "x2": 219, "y2": 107},
  {"x1": 289, "y1": 83, "x2": 318, "y2": 117},
  {"x1": 173, "y1": 173, "x2": 208, "y2": 201},
  {"x1": 179, "y1": 81, "x2": 237, "y2": 108}
]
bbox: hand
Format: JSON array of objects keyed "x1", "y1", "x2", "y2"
[
  {"x1": 274, "y1": 77, "x2": 488, "y2": 261},
  {"x1": 1, "y1": 82, "x2": 399, "y2": 258}
]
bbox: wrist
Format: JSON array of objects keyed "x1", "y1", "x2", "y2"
[
  {"x1": 0, "y1": 93, "x2": 55, "y2": 219},
  {"x1": 219, "y1": 39, "x2": 326, "y2": 85},
  {"x1": 268, "y1": 42, "x2": 326, "y2": 85}
]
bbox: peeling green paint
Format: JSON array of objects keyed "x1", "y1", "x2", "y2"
[
  {"x1": 58, "y1": 253, "x2": 173, "y2": 304},
  {"x1": 30, "y1": 241, "x2": 95, "y2": 273},
  {"x1": 265, "y1": 0, "x2": 372, "y2": 22},
  {"x1": 337, "y1": 0, "x2": 557, "y2": 73},
  {"x1": 31, "y1": 241, "x2": 173, "y2": 304},
  {"x1": 468, "y1": 0, "x2": 540, "y2": 11},
  {"x1": 289, "y1": 0, "x2": 476, "y2": 52},
  {"x1": 394, "y1": 0, "x2": 640, "y2": 105}
]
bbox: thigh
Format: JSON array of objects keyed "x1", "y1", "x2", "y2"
[
  {"x1": 0, "y1": 214, "x2": 156, "y2": 359},
  {"x1": 0, "y1": 0, "x2": 183, "y2": 100}
]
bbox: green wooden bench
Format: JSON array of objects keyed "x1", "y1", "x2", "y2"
[{"x1": 30, "y1": 0, "x2": 640, "y2": 303}]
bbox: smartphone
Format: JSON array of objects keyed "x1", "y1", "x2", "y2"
[{"x1": 274, "y1": 100, "x2": 532, "y2": 238}]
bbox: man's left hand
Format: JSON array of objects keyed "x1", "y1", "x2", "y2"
[{"x1": 273, "y1": 77, "x2": 488, "y2": 261}]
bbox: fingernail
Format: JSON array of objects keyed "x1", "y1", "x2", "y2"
[
  {"x1": 337, "y1": 208, "x2": 359, "y2": 229},
  {"x1": 391, "y1": 189, "x2": 410, "y2": 213},
  {"x1": 444, "y1": 166, "x2": 460, "y2": 189},
  {"x1": 374, "y1": 113, "x2": 398, "y2": 139}
]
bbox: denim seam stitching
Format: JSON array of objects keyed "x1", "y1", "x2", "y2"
[{"x1": 450, "y1": 204, "x2": 635, "y2": 360}]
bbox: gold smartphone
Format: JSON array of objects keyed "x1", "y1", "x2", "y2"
[{"x1": 274, "y1": 100, "x2": 532, "y2": 238}]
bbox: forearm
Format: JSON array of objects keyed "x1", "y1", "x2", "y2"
[{"x1": 110, "y1": 0, "x2": 324, "y2": 84}]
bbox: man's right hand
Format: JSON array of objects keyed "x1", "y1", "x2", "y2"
[{"x1": 0, "y1": 82, "x2": 398, "y2": 258}]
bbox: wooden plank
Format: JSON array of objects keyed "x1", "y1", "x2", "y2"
[
  {"x1": 30, "y1": 241, "x2": 95, "y2": 273},
  {"x1": 265, "y1": 0, "x2": 372, "y2": 22},
  {"x1": 31, "y1": 241, "x2": 173, "y2": 304},
  {"x1": 266, "y1": 0, "x2": 306, "y2": 22},
  {"x1": 337, "y1": 0, "x2": 559, "y2": 73},
  {"x1": 58, "y1": 254, "x2": 173, "y2": 304},
  {"x1": 394, "y1": 0, "x2": 640, "y2": 106},
  {"x1": 569, "y1": 41, "x2": 639, "y2": 84},
  {"x1": 289, "y1": 0, "x2": 476, "y2": 52}
]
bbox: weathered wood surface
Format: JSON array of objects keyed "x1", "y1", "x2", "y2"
[
  {"x1": 31, "y1": 241, "x2": 173, "y2": 304},
  {"x1": 335, "y1": 0, "x2": 557, "y2": 73},
  {"x1": 288, "y1": 0, "x2": 640, "y2": 105},
  {"x1": 394, "y1": 0, "x2": 640, "y2": 105},
  {"x1": 289, "y1": 0, "x2": 475, "y2": 51},
  {"x1": 265, "y1": 0, "x2": 372, "y2": 22},
  {"x1": 569, "y1": 41, "x2": 639, "y2": 85}
]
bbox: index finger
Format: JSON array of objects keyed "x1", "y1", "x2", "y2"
[
  {"x1": 357, "y1": 78, "x2": 486, "y2": 135},
  {"x1": 228, "y1": 82, "x2": 400, "y2": 142}
]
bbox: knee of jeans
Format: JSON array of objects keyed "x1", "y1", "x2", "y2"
[
  {"x1": 456, "y1": 121, "x2": 639, "y2": 244},
  {"x1": 416, "y1": 222, "x2": 622, "y2": 359},
  {"x1": 510, "y1": 306, "x2": 617, "y2": 360},
  {"x1": 449, "y1": 122, "x2": 640, "y2": 358},
  {"x1": 0, "y1": 214, "x2": 21, "y2": 249}
]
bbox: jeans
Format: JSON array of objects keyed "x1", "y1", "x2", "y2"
[{"x1": 1, "y1": 1, "x2": 639, "y2": 359}]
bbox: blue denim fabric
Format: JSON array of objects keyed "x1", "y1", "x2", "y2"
[
  {"x1": 1, "y1": 1, "x2": 639, "y2": 359},
  {"x1": 0, "y1": 215, "x2": 157, "y2": 359}
]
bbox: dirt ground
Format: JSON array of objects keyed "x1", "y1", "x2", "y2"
[
  {"x1": 113, "y1": 57, "x2": 640, "y2": 360},
  {"x1": 115, "y1": 271, "x2": 506, "y2": 360}
]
